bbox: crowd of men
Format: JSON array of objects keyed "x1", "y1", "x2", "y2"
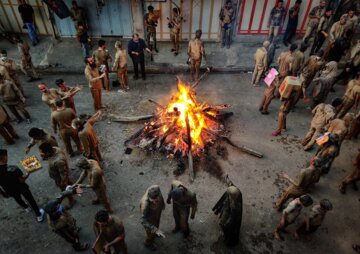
[{"x1": 0, "y1": 0, "x2": 359, "y2": 253}]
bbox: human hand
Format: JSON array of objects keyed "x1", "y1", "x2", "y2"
[
  {"x1": 166, "y1": 199, "x2": 171, "y2": 204},
  {"x1": 100, "y1": 73, "x2": 106, "y2": 78}
]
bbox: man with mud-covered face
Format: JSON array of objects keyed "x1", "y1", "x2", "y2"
[{"x1": 84, "y1": 57, "x2": 105, "y2": 111}]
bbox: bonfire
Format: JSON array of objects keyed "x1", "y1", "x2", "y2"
[{"x1": 112, "y1": 74, "x2": 262, "y2": 181}]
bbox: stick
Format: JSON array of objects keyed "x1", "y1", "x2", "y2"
[
  {"x1": 109, "y1": 114, "x2": 154, "y2": 122},
  {"x1": 202, "y1": 128, "x2": 263, "y2": 158},
  {"x1": 124, "y1": 126, "x2": 146, "y2": 146},
  {"x1": 191, "y1": 66, "x2": 212, "y2": 89},
  {"x1": 148, "y1": 99, "x2": 165, "y2": 109},
  {"x1": 185, "y1": 115, "x2": 195, "y2": 182}
]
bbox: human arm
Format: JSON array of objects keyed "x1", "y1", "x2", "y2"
[
  {"x1": 166, "y1": 184, "x2": 174, "y2": 204},
  {"x1": 187, "y1": 41, "x2": 191, "y2": 57},
  {"x1": 25, "y1": 138, "x2": 36, "y2": 154},
  {"x1": 74, "y1": 170, "x2": 87, "y2": 186},
  {"x1": 51, "y1": 115, "x2": 58, "y2": 134},
  {"x1": 88, "y1": 111, "x2": 101, "y2": 126},
  {"x1": 355, "y1": 94, "x2": 360, "y2": 109},
  {"x1": 11, "y1": 82, "x2": 25, "y2": 103},
  {"x1": 103, "y1": 221, "x2": 125, "y2": 251},
  {"x1": 85, "y1": 68, "x2": 105, "y2": 86}
]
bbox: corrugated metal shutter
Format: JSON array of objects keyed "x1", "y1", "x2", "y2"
[{"x1": 54, "y1": 0, "x2": 133, "y2": 38}]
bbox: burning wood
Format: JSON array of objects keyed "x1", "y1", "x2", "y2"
[{"x1": 123, "y1": 77, "x2": 263, "y2": 180}]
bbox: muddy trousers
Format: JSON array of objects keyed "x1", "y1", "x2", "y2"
[
  {"x1": 21, "y1": 61, "x2": 39, "y2": 79},
  {"x1": 190, "y1": 59, "x2": 201, "y2": 81},
  {"x1": 10, "y1": 187, "x2": 42, "y2": 216},
  {"x1": 6, "y1": 104, "x2": 30, "y2": 121},
  {"x1": 0, "y1": 121, "x2": 18, "y2": 144},
  {"x1": 252, "y1": 65, "x2": 265, "y2": 85},
  {"x1": 146, "y1": 30, "x2": 157, "y2": 50},
  {"x1": 259, "y1": 94, "x2": 275, "y2": 112},
  {"x1": 302, "y1": 127, "x2": 323, "y2": 150},
  {"x1": 173, "y1": 204, "x2": 190, "y2": 236},
  {"x1": 274, "y1": 111, "x2": 287, "y2": 133},
  {"x1": 275, "y1": 186, "x2": 305, "y2": 210},
  {"x1": 171, "y1": 31, "x2": 180, "y2": 52},
  {"x1": 336, "y1": 99, "x2": 354, "y2": 119},
  {"x1": 94, "y1": 187, "x2": 111, "y2": 211},
  {"x1": 91, "y1": 88, "x2": 102, "y2": 111},
  {"x1": 59, "y1": 128, "x2": 82, "y2": 155},
  {"x1": 117, "y1": 66, "x2": 128, "y2": 90}
]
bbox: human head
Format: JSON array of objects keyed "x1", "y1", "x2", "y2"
[
  {"x1": 289, "y1": 43, "x2": 298, "y2": 53},
  {"x1": 299, "y1": 194, "x2": 313, "y2": 207},
  {"x1": 323, "y1": 8, "x2": 332, "y2": 18},
  {"x1": 39, "y1": 142, "x2": 55, "y2": 160},
  {"x1": 72, "y1": 0, "x2": 78, "y2": 8},
  {"x1": 115, "y1": 41, "x2": 122, "y2": 49},
  {"x1": 0, "y1": 149, "x2": 8, "y2": 164},
  {"x1": 340, "y1": 15, "x2": 348, "y2": 25},
  {"x1": 195, "y1": 29, "x2": 202, "y2": 39},
  {"x1": 263, "y1": 40, "x2": 271, "y2": 49},
  {"x1": 331, "y1": 97, "x2": 342, "y2": 108},
  {"x1": 343, "y1": 113, "x2": 354, "y2": 127},
  {"x1": 147, "y1": 185, "x2": 161, "y2": 203},
  {"x1": 98, "y1": 39, "x2": 106, "y2": 49},
  {"x1": 347, "y1": 8, "x2": 355, "y2": 17},
  {"x1": 71, "y1": 118, "x2": 85, "y2": 131},
  {"x1": 300, "y1": 43, "x2": 308, "y2": 52},
  {"x1": 95, "y1": 210, "x2": 110, "y2": 226},
  {"x1": 295, "y1": 0, "x2": 302, "y2": 7},
  {"x1": 225, "y1": 0, "x2": 232, "y2": 9},
  {"x1": 28, "y1": 127, "x2": 45, "y2": 139},
  {"x1": 320, "y1": 0, "x2": 326, "y2": 8},
  {"x1": 38, "y1": 83, "x2": 49, "y2": 93},
  {"x1": 76, "y1": 157, "x2": 91, "y2": 169},
  {"x1": 44, "y1": 201, "x2": 62, "y2": 220},
  {"x1": 171, "y1": 186, "x2": 184, "y2": 201},
  {"x1": 277, "y1": 0, "x2": 283, "y2": 8},
  {"x1": 132, "y1": 33, "x2": 140, "y2": 42},
  {"x1": 55, "y1": 78, "x2": 65, "y2": 89},
  {"x1": 85, "y1": 57, "x2": 96, "y2": 68},
  {"x1": 173, "y1": 7, "x2": 180, "y2": 15},
  {"x1": 55, "y1": 99, "x2": 64, "y2": 108},
  {"x1": 147, "y1": 5, "x2": 154, "y2": 12},
  {"x1": 320, "y1": 199, "x2": 333, "y2": 211}
]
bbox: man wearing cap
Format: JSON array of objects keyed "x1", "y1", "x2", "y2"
[
  {"x1": 75, "y1": 157, "x2": 112, "y2": 212},
  {"x1": 84, "y1": 57, "x2": 105, "y2": 111},
  {"x1": 303, "y1": 0, "x2": 327, "y2": 43},
  {"x1": 51, "y1": 99, "x2": 82, "y2": 157},
  {"x1": 273, "y1": 194, "x2": 313, "y2": 241},
  {"x1": 0, "y1": 73, "x2": 31, "y2": 124},
  {"x1": 144, "y1": 5, "x2": 159, "y2": 52},
  {"x1": 93, "y1": 210, "x2": 128, "y2": 254},
  {"x1": 25, "y1": 127, "x2": 58, "y2": 154},
  {"x1": 44, "y1": 186, "x2": 89, "y2": 251},
  {"x1": 72, "y1": 111, "x2": 102, "y2": 162},
  {"x1": 275, "y1": 157, "x2": 322, "y2": 211},
  {"x1": 188, "y1": 29, "x2": 206, "y2": 82},
  {"x1": 55, "y1": 79, "x2": 79, "y2": 113},
  {"x1": 251, "y1": 41, "x2": 270, "y2": 86},
  {"x1": 38, "y1": 83, "x2": 62, "y2": 112},
  {"x1": 167, "y1": 180, "x2": 198, "y2": 237},
  {"x1": 0, "y1": 49, "x2": 24, "y2": 96},
  {"x1": 0, "y1": 149, "x2": 45, "y2": 223},
  {"x1": 140, "y1": 185, "x2": 166, "y2": 250},
  {"x1": 294, "y1": 199, "x2": 332, "y2": 239},
  {"x1": 219, "y1": 1, "x2": 234, "y2": 49},
  {"x1": 302, "y1": 102, "x2": 336, "y2": 151},
  {"x1": 39, "y1": 142, "x2": 75, "y2": 208},
  {"x1": 214, "y1": 185, "x2": 242, "y2": 246},
  {"x1": 169, "y1": 8, "x2": 183, "y2": 55}
]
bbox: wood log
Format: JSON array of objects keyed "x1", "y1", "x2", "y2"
[
  {"x1": 124, "y1": 126, "x2": 146, "y2": 146},
  {"x1": 109, "y1": 114, "x2": 154, "y2": 122},
  {"x1": 186, "y1": 115, "x2": 195, "y2": 182},
  {"x1": 202, "y1": 128, "x2": 263, "y2": 158},
  {"x1": 148, "y1": 99, "x2": 165, "y2": 109},
  {"x1": 202, "y1": 104, "x2": 231, "y2": 112}
]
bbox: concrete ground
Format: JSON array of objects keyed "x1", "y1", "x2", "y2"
[{"x1": 0, "y1": 72, "x2": 358, "y2": 254}]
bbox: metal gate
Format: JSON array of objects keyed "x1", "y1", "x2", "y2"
[
  {"x1": 143, "y1": 0, "x2": 227, "y2": 41},
  {"x1": 54, "y1": 0, "x2": 133, "y2": 37},
  {"x1": 0, "y1": 0, "x2": 53, "y2": 36},
  {"x1": 237, "y1": 0, "x2": 319, "y2": 35}
]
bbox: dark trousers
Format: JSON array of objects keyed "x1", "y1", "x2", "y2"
[
  {"x1": 11, "y1": 187, "x2": 41, "y2": 216},
  {"x1": 283, "y1": 22, "x2": 297, "y2": 44},
  {"x1": 131, "y1": 54, "x2": 145, "y2": 78},
  {"x1": 7, "y1": 104, "x2": 31, "y2": 121},
  {"x1": 0, "y1": 121, "x2": 18, "y2": 144},
  {"x1": 310, "y1": 33, "x2": 326, "y2": 55}
]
